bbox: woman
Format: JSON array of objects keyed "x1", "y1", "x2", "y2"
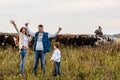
[{"x1": 10, "y1": 20, "x2": 29, "y2": 76}]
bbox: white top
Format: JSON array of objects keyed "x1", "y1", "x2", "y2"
[
  {"x1": 13, "y1": 25, "x2": 29, "y2": 49},
  {"x1": 19, "y1": 33, "x2": 29, "y2": 49},
  {"x1": 26, "y1": 26, "x2": 60, "y2": 50},
  {"x1": 23, "y1": 34, "x2": 29, "y2": 48},
  {"x1": 51, "y1": 49, "x2": 61, "y2": 62},
  {"x1": 36, "y1": 33, "x2": 43, "y2": 50}
]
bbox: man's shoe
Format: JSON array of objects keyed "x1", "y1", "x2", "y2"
[{"x1": 19, "y1": 73, "x2": 22, "y2": 76}]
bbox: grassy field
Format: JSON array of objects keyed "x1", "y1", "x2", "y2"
[{"x1": 0, "y1": 44, "x2": 120, "y2": 80}]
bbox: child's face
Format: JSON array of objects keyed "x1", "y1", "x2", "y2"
[{"x1": 54, "y1": 45, "x2": 57, "y2": 49}]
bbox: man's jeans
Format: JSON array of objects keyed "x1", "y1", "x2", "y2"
[
  {"x1": 20, "y1": 49, "x2": 27, "y2": 73},
  {"x1": 33, "y1": 50, "x2": 46, "y2": 74}
]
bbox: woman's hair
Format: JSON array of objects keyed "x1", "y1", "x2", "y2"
[
  {"x1": 20, "y1": 27, "x2": 27, "y2": 35},
  {"x1": 54, "y1": 42, "x2": 60, "y2": 48}
]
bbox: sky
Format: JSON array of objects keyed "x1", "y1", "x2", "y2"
[{"x1": 0, "y1": 0, "x2": 120, "y2": 35}]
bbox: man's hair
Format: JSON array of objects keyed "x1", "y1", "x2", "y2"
[
  {"x1": 54, "y1": 42, "x2": 60, "y2": 48},
  {"x1": 38, "y1": 24, "x2": 43, "y2": 27}
]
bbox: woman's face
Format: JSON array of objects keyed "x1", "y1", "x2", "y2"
[{"x1": 22, "y1": 28, "x2": 26, "y2": 33}]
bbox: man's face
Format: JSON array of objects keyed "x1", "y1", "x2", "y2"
[{"x1": 38, "y1": 27, "x2": 43, "y2": 32}]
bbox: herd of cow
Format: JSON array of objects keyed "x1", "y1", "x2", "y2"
[
  {"x1": 56, "y1": 34, "x2": 97, "y2": 47},
  {"x1": 56, "y1": 34, "x2": 114, "y2": 47},
  {"x1": 0, "y1": 33, "x2": 19, "y2": 50},
  {"x1": 0, "y1": 33, "x2": 115, "y2": 50}
]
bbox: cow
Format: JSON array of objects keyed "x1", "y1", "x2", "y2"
[
  {"x1": 0, "y1": 34, "x2": 19, "y2": 50},
  {"x1": 0, "y1": 34, "x2": 6, "y2": 46},
  {"x1": 96, "y1": 36, "x2": 114, "y2": 46},
  {"x1": 3, "y1": 35, "x2": 17, "y2": 50},
  {"x1": 28, "y1": 37, "x2": 34, "y2": 49}
]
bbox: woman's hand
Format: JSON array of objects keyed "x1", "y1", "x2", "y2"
[
  {"x1": 10, "y1": 20, "x2": 16, "y2": 26},
  {"x1": 10, "y1": 20, "x2": 15, "y2": 24},
  {"x1": 22, "y1": 46, "x2": 28, "y2": 50}
]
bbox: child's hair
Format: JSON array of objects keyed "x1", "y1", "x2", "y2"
[{"x1": 54, "y1": 42, "x2": 60, "y2": 48}]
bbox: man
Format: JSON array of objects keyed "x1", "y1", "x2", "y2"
[
  {"x1": 25, "y1": 23, "x2": 62, "y2": 76},
  {"x1": 94, "y1": 26, "x2": 103, "y2": 38}
]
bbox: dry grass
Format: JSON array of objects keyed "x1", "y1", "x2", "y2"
[{"x1": 0, "y1": 44, "x2": 120, "y2": 80}]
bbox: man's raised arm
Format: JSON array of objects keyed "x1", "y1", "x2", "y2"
[
  {"x1": 25, "y1": 23, "x2": 35, "y2": 37},
  {"x1": 48, "y1": 27, "x2": 62, "y2": 38}
]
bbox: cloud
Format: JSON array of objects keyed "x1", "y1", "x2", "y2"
[
  {"x1": 46, "y1": 0, "x2": 120, "y2": 13},
  {"x1": 0, "y1": 0, "x2": 120, "y2": 34},
  {"x1": 0, "y1": 0, "x2": 36, "y2": 6}
]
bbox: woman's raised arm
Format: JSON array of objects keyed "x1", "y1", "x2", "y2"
[{"x1": 10, "y1": 20, "x2": 20, "y2": 34}]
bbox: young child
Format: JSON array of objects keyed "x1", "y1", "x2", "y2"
[{"x1": 50, "y1": 42, "x2": 61, "y2": 77}]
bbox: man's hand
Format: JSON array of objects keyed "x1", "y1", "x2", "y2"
[
  {"x1": 25, "y1": 23, "x2": 29, "y2": 27},
  {"x1": 58, "y1": 27, "x2": 62, "y2": 32}
]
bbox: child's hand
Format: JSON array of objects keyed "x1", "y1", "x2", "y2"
[{"x1": 50, "y1": 59, "x2": 54, "y2": 62}]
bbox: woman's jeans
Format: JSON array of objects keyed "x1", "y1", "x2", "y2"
[{"x1": 20, "y1": 49, "x2": 27, "y2": 73}]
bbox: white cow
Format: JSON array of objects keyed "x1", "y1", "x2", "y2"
[{"x1": 95, "y1": 36, "x2": 114, "y2": 46}]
